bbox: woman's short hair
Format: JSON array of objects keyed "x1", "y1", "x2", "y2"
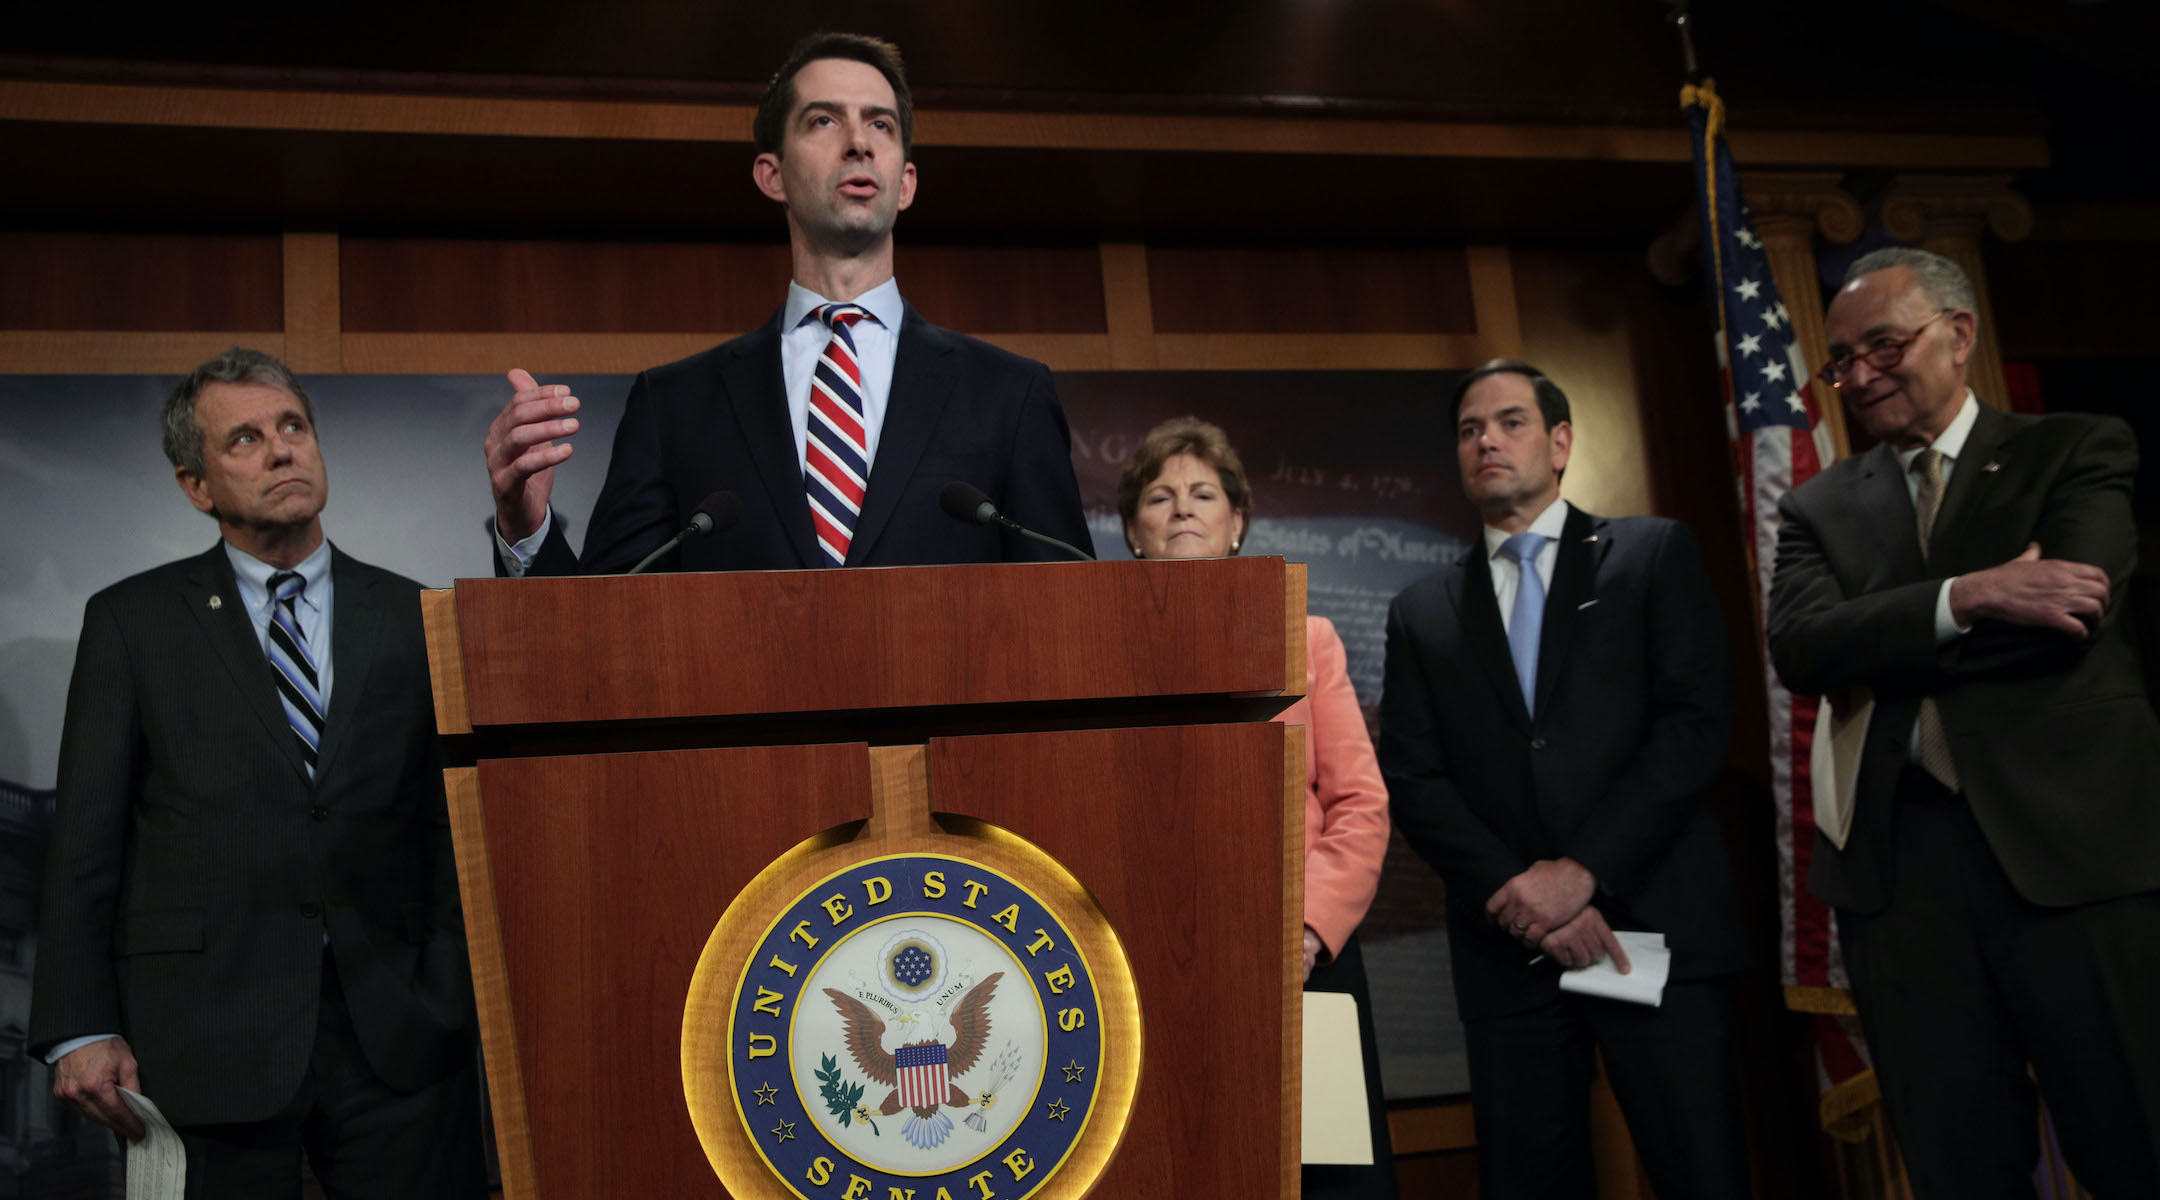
[{"x1": 1116, "y1": 416, "x2": 1254, "y2": 552}]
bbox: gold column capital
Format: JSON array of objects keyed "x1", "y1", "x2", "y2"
[
  {"x1": 1741, "y1": 172, "x2": 1866, "y2": 245},
  {"x1": 1881, "y1": 175, "x2": 2034, "y2": 245}
]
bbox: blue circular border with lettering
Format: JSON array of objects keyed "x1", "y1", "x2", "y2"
[{"x1": 727, "y1": 853, "x2": 1106, "y2": 1200}]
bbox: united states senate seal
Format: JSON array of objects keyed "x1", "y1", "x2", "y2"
[{"x1": 686, "y1": 849, "x2": 1136, "y2": 1200}]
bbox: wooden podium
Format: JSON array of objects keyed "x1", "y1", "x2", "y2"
[{"x1": 422, "y1": 557, "x2": 1308, "y2": 1199}]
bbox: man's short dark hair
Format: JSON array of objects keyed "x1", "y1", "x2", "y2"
[
  {"x1": 1448, "y1": 358, "x2": 1572, "y2": 431},
  {"x1": 162, "y1": 347, "x2": 314, "y2": 477},
  {"x1": 752, "y1": 32, "x2": 913, "y2": 159}
]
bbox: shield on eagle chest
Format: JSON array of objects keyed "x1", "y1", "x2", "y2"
[{"x1": 894, "y1": 1042, "x2": 950, "y2": 1110}]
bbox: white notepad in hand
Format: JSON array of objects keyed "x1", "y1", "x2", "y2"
[
  {"x1": 119, "y1": 1088, "x2": 186, "y2": 1200},
  {"x1": 1556, "y1": 930, "x2": 1671, "y2": 1007}
]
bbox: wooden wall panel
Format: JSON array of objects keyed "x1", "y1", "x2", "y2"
[
  {"x1": 1147, "y1": 245, "x2": 1476, "y2": 334},
  {"x1": 340, "y1": 238, "x2": 793, "y2": 333},
  {"x1": 339, "y1": 238, "x2": 1109, "y2": 336},
  {"x1": 0, "y1": 231, "x2": 282, "y2": 331},
  {"x1": 896, "y1": 244, "x2": 1107, "y2": 333}
]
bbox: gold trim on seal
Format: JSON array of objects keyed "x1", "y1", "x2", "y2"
[{"x1": 683, "y1": 817, "x2": 1141, "y2": 1200}]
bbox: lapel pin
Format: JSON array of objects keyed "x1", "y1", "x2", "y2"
[
  {"x1": 207, "y1": 595, "x2": 223, "y2": 610},
  {"x1": 1981, "y1": 460, "x2": 2002, "y2": 473},
  {"x1": 1582, "y1": 534, "x2": 1598, "y2": 543}
]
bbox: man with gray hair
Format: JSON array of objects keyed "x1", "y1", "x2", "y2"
[
  {"x1": 1768, "y1": 248, "x2": 2160, "y2": 1194},
  {"x1": 29, "y1": 349, "x2": 484, "y2": 1197}
]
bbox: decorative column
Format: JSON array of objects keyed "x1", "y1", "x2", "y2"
[
  {"x1": 1881, "y1": 176, "x2": 2034, "y2": 411},
  {"x1": 1741, "y1": 172, "x2": 1865, "y2": 458}
]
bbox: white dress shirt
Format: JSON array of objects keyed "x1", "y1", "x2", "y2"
[
  {"x1": 498, "y1": 278, "x2": 908, "y2": 574},
  {"x1": 1482, "y1": 497, "x2": 1571, "y2": 635}
]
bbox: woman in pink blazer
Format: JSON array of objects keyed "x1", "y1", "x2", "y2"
[{"x1": 1119, "y1": 417, "x2": 1397, "y2": 1200}]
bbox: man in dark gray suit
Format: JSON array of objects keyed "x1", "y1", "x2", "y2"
[
  {"x1": 1769, "y1": 247, "x2": 2160, "y2": 1195},
  {"x1": 1381, "y1": 360, "x2": 1750, "y2": 1199},
  {"x1": 30, "y1": 349, "x2": 483, "y2": 1197}
]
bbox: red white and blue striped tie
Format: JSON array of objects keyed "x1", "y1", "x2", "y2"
[
  {"x1": 264, "y1": 570, "x2": 325, "y2": 778},
  {"x1": 802, "y1": 303, "x2": 874, "y2": 567}
]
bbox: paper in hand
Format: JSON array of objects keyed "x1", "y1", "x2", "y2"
[
  {"x1": 119, "y1": 1088, "x2": 186, "y2": 1200},
  {"x1": 1556, "y1": 930, "x2": 1671, "y2": 1007}
]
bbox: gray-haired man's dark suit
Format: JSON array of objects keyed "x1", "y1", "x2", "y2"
[
  {"x1": 30, "y1": 543, "x2": 481, "y2": 1195},
  {"x1": 1769, "y1": 404, "x2": 2160, "y2": 1196}
]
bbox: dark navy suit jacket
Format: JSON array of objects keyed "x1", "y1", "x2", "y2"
[
  {"x1": 1380, "y1": 506, "x2": 1750, "y2": 1020},
  {"x1": 514, "y1": 304, "x2": 1090, "y2": 574}
]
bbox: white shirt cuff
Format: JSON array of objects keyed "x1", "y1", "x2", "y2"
[
  {"x1": 45, "y1": 1033, "x2": 119, "y2": 1064},
  {"x1": 495, "y1": 509, "x2": 554, "y2": 578},
  {"x1": 1934, "y1": 578, "x2": 1970, "y2": 641}
]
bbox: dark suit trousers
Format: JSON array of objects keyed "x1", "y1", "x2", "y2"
[
  {"x1": 176, "y1": 954, "x2": 486, "y2": 1200},
  {"x1": 1462, "y1": 976, "x2": 1748, "y2": 1200},
  {"x1": 1841, "y1": 768, "x2": 2160, "y2": 1199}
]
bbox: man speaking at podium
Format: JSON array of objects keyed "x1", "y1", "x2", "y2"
[{"x1": 483, "y1": 32, "x2": 1089, "y2": 575}]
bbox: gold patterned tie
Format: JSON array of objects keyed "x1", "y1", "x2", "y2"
[{"x1": 1911, "y1": 448, "x2": 1960, "y2": 792}]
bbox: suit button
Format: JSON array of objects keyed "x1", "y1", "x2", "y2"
[
  {"x1": 301, "y1": 903, "x2": 321, "y2": 919},
  {"x1": 310, "y1": 805, "x2": 329, "y2": 822},
  {"x1": 1531, "y1": 737, "x2": 1547, "y2": 750}
]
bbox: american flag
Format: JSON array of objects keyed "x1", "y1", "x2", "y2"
[
  {"x1": 1685, "y1": 80, "x2": 1878, "y2": 1138},
  {"x1": 895, "y1": 1042, "x2": 950, "y2": 1110}
]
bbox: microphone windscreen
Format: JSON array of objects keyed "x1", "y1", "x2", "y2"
[
  {"x1": 690, "y1": 490, "x2": 742, "y2": 535},
  {"x1": 939, "y1": 480, "x2": 997, "y2": 525}
]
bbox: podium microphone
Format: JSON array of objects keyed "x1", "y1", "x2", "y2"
[
  {"x1": 628, "y1": 491, "x2": 742, "y2": 575},
  {"x1": 938, "y1": 481, "x2": 1095, "y2": 562}
]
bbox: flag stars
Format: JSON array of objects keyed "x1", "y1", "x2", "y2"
[
  {"x1": 1774, "y1": 301, "x2": 1790, "y2": 323},
  {"x1": 1734, "y1": 277, "x2": 1763, "y2": 302},
  {"x1": 1761, "y1": 360, "x2": 1788, "y2": 384},
  {"x1": 1762, "y1": 307, "x2": 1786, "y2": 330},
  {"x1": 1787, "y1": 393, "x2": 1808, "y2": 414},
  {"x1": 1736, "y1": 227, "x2": 1762, "y2": 249},
  {"x1": 1741, "y1": 392, "x2": 1763, "y2": 413},
  {"x1": 1735, "y1": 332, "x2": 1763, "y2": 358}
]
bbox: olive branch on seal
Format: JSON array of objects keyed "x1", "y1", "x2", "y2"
[{"x1": 815, "y1": 1053, "x2": 879, "y2": 1135}]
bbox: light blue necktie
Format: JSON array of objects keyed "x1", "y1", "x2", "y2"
[{"x1": 1500, "y1": 532, "x2": 1549, "y2": 716}]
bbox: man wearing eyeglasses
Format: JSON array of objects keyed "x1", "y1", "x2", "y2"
[{"x1": 1767, "y1": 246, "x2": 2160, "y2": 1196}]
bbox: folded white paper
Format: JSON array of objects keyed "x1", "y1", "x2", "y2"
[
  {"x1": 120, "y1": 1088, "x2": 185, "y2": 1200},
  {"x1": 1301, "y1": 991, "x2": 1375, "y2": 1165},
  {"x1": 1810, "y1": 687, "x2": 1873, "y2": 851},
  {"x1": 1556, "y1": 930, "x2": 1671, "y2": 1007}
]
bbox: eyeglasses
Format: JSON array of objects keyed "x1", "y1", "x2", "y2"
[{"x1": 1817, "y1": 309, "x2": 1951, "y2": 389}]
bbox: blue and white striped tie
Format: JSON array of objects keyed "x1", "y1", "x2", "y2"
[{"x1": 264, "y1": 571, "x2": 324, "y2": 778}]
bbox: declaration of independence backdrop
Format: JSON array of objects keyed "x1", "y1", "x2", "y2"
[{"x1": 0, "y1": 366, "x2": 1475, "y2": 1185}]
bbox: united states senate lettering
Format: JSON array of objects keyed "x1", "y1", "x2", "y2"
[{"x1": 728, "y1": 854, "x2": 1106, "y2": 1200}]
